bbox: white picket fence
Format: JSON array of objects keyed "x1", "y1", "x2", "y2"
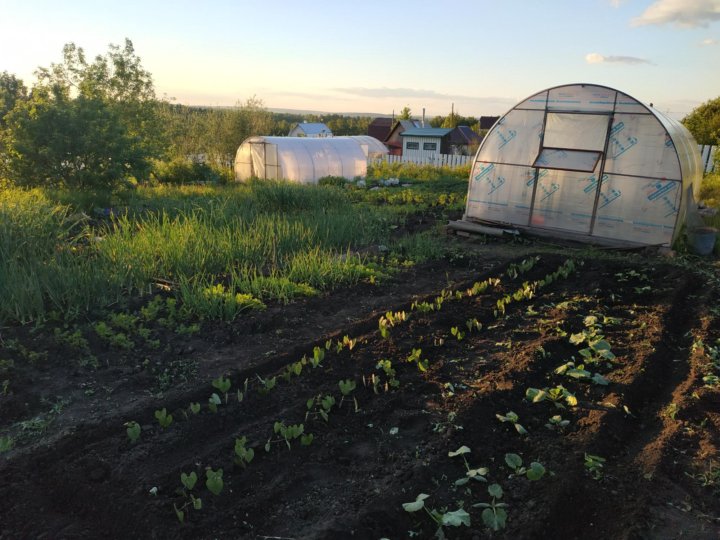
[
  {"x1": 378, "y1": 153, "x2": 472, "y2": 168},
  {"x1": 378, "y1": 145, "x2": 716, "y2": 172}
]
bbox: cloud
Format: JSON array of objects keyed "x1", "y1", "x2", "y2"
[
  {"x1": 334, "y1": 86, "x2": 515, "y2": 105},
  {"x1": 700, "y1": 37, "x2": 718, "y2": 45},
  {"x1": 631, "y1": 0, "x2": 720, "y2": 28},
  {"x1": 585, "y1": 53, "x2": 653, "y2": 64}
]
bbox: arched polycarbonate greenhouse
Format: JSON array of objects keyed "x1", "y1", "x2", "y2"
[
  {"x1": 234, "y1": 135, "x2": 387, "y2": 184},
  {"x1": 463, "y1": 83, "x2": 703, "y2": 247}
]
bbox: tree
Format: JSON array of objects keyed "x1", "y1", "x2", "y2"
[
  {"x1": 398, "y1": 106, "x2": 412, "y2": 120},
  {"x1": 682, "y1": 97, "x2": 720, "y2": 146},
  {"x1": 1, "y1": 39, "x2": 163, "y2": 190},
  {"x1": 0, "y1": 72, "x2": 27, "y2": 128}
]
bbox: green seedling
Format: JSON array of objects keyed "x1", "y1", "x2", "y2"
[
  {"x1": 496, "y1": 411, "x2": 527, "y2": 435},
  {"x1": 154, "y1": 408, "x2": 173, "y2": 429},
  {"x1": 526, "y1": 385, "x2": 578, "y2": 408},
  {"x1": 189, "y1": 402, "x2": 201, "y2": 414},
  {"x1": 338, "y1": 379, "x2": 357, "y2": 409},
  {"x1": 584, "y1": 453, "x2": 606, "y2": 480},
  {"x1": 211, "y1": 375, "x2": 231, "y2": 403},
  {"x1": 267, "y1": 421, "x2": 306, "y2": 450},
  {"x1": 402, "y1": 493, "x2": 470, "y2": 538},
  {"x1": 234, "y1": 436, "x2": 255, "y2": 468},
  {"x1": 205, "y1": 467, "x2": 223, "y2": 495},
  {"x1": 208, "y1": 393, "x2": 221, "y2": 413},
  {"x1": 448, "y1": 445, "x2": 488, "y2": 485},
  {"x1": 504, "y1": 453, "x2": 546, "y2": 480},
  {"x1": 300, "y1": 433, "x2": 314, "y2": 446},
  {"x1": 473, "y1": 483, "x2": 508, "y2": 531},
  {"x1": 125, "y1": 421, "x2": 141, "y2": 442},
  {"x1": 306, "y1": 394, "x2": 335, "y2": 422},
  {"x1": 554, "y1": 361, "x2": 609, "y2": 386},
  {"x1": 465, "y1": 318, "x2": 482, "y2": 333},
  {"x1": 411, "y1": 300, "x2": 435, "y2": 313},
  {"x1": 174, "y1": 504, "x2": 185, "y2": 523},
  {"x1": 545, "y1": 415, "x2": 570, "y2": 430},
  {"x1": 310, "y1": 346, "x2": 325, "y2": 368},
  {"x1": 236, "y1": 378, "x2": 249, "y2": 402},
  {"x1": 450, "y1": 326, "x2": 465, "y2": 341},
  {"x1": 324, "y1": 339, "x2": 332, "y2": 351},
  {"x1": 181, "y1": 471, "x2": 198, "y2": 491},
  {"x1": 342, "y1": 335, "x2": 357, "y2": 350},
  {"x1": 0, "y1": 435, "x2": 15, "y2": 453},
  {"x1": 257, "y1": 375, "x2": 277, "y2": 396},
  {"x1": 376, "y1": 359, "x2": 400, "y2": 389},
  {"x1": 406, "y1": 348, "x2": 429, "y2": 372}
]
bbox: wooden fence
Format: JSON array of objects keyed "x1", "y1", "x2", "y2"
[
  {"x1": 378, "y1": 153, "x2": 472, "y2": 168},
  {"x1": 377, "y1": 145, "x2": 717, "y2": 172}
]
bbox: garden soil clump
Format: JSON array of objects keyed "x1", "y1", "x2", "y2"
[{"x1": 1, "y1": 250, "x2": 719, "y2": 539}]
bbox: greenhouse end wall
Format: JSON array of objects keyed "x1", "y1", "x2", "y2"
[{"x1": 464, "y1": 84, "x2": 703, "y2": 247}]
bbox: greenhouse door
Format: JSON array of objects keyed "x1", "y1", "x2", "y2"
[{"x1": 528, "y1": 112, "x2": 611, "y2": 235}]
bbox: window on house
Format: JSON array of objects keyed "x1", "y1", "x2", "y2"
[
  {"x1": 406, "y1": 142, "x2": 420, "y2": 150},
  {"x1": 423, "y1": 142, "x2": 437, "y2": 151}
]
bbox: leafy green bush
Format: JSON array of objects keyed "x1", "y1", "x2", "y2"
[
  {"x1": 700, "y1": 172, "x2": 720, "y2": 208},
  {"x1": 318, "y1": 176, "x2": 347, "y2": 188},
  {"x1": 151, "y1": 158, "x2": 227, "y2": 184}
]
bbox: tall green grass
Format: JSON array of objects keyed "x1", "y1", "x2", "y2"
[{"x1": 0, "y1": 182, "x2": 399, "y2": 323}]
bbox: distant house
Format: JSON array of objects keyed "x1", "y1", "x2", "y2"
[
  {"x1": 448, "y1": 126, "x2": 482, "y2": 155},
  {"x1": 289, "y1": 122, "x2": 333, "y2": 138},
  {"x1": 384, "y1": 119, "x2": 423, "y2": 155},
  {"x1": 400, "y1": 127, "x2": 453, "y2": 159},
  {"x1": 367, "y1": 117, "x2": 393, "y2": 142}
]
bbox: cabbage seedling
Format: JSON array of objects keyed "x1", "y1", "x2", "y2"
[
  {"x1": 448, "y1": 445, "x2": 488, "y2": 485},
  {"x1": 450, "y1": 326, "x2": 465, "y2": 341},
  {"x1": 495, "y1": 411, "x2": 527, "y2": 435},
  {"x1": 189, "y1": 402, "x2": 201, "y2": 414},
  {"x1": 205, "y1": 467, "x2": 223, "y2": 495},
  {"x1": 504, "y1": 453, "x2": 546, "y2": 480},
  {"x1": 473, "y1": 483, "x2": 508, "y2": 531},
  {"x1": 310, "y1": 346, "x2": 325, "y2": 368},
  {"x1": 125, "y1": 421, "x2": 141, "y2": 443},
  {"x1": 257, "y1": 375, "x2": 277, "y2": 395},
  {"x1": 211, "y1": 375, "x2": 231, "y2": 403},
  {"x1": 584, "y1": 453, "x2": 606, "y2": 480},
  {"x1": 154, "y1": 408, "x2": 173, "y2": 429},
  {"x1": 208, "y1": 393, "x2": 221, "y2": 413},
  {"x1": 234, "y1": 436, "x2": 255, "y2": 468},
  {"x1": 402, "y1": 493, "x2": 470, "y2": 537},
  {"x1": 181, "y1": 471, "x2": 197, "y2": 491}
]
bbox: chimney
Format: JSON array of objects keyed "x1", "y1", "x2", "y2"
[{"x1": 422, "y1": 107, "x2": 426, "y2": 127}]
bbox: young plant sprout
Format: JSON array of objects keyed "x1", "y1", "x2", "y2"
[{"x1": 496, "y1": 411, "x2": 528, "y2": 435}]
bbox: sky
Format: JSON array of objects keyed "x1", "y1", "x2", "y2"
[{"x1": 1, "y1": 0, "x2": 719, "y2": 120}]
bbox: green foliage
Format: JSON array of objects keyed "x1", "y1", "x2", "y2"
[
  {"x1": 474, "y1": 484, "x2": 508, "y2": 531},
  {"x1": 151, "y1": 157, "x2": 228, "y2": 184},
  {"x1": 2, "y1": 39, "x2": 163, "y2": 191},
  {"x1": 682, "y1": 96, "x2": 720, "y2": 145},
  {"x1": 180, "y1": 471, "x2": 198, "y2": 491},
  {"x1": 234, "y1": 436, "x2": 255, "y2": 468}
]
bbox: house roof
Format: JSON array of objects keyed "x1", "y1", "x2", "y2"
[
  {"x1": 449, "y1": 126, "x2": 481, "y2": 145},
  {"x1": 368, "y1": 117, "x2": 393, "y2": 141},
  {"x1": 384, "y1": 119, "x2": 423, "y2": 144},
  {"x1": 291, "y1": 122, "x2": 332, "y2": 135},
  {"x1": 400, "y1": 127, "x2": 453, "y2": 138}
]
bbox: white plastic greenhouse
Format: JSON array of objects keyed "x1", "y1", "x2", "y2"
[
  {"x1": 234, "y1": 136, "x2": 388, "y2": 184},
  {"x1": 462, "y1": 83, "x2": 703, "y2": 247}
]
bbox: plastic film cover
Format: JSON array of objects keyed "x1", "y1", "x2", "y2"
[
  {"x1": 547, "y1": 86, "x2": 617, "y2": 112},
  {"x1": 603, "y1": 114, "x2": 681, "y2": 180},
  {"x1": 466, "y1": 163, "x2": 534, "y2": 225},
  {"x1": 529, "y1": 167, "x2": 599, "y2": 233},
  {"x1": 475, "y1": 109, "x2": 544, "y2": 166},
  {"x1": 592, "y1": 175, "x2": 680, "y2": 246}
]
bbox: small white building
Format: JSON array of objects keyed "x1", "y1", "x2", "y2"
[
  {"x1": 400, "y1": 127, "x2": 453, "y2": 161},
  {"x1": 288, "y1": 122, "x2": 333, "y2": 138}
]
